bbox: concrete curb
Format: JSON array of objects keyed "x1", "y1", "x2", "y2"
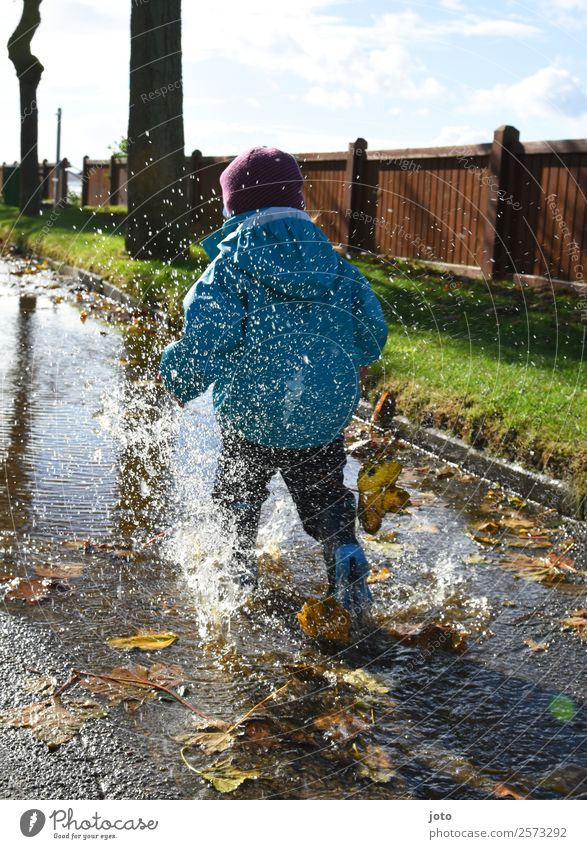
[
  {"x1": 37, "y1": 253, "x2": 586, "y2": 522},
  {"x1": 356, "y1": 401, "x2": 584, "y2": 520},
  {"x1": 46, "y1": 258, "x2": 170, "y2": 323}
]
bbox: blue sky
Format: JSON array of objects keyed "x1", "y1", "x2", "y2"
[{"x1": 2, "y1": 0, "x2": 587, "y2": 170}]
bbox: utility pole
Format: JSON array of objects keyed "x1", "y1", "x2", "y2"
[{"x1": 53, "y1": 106, "x2": 62, "y2": 207}]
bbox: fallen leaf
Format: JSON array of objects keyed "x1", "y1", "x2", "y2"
[
  {"x1": 506, "y1": 538, "x2": 552, "y2": 549},
  {"x1": 524, "y1": 639, "x2": 549, "y2": 652},
  {"x1": 357, "y1": 460, "x2": 403, "y2": 493},
  {"x1": 508, "y1": 496, "x2": 527, "y2": 509},
  {"x1": 80, "y1": 663, "x2": 187, "y2": 709},
  {"x1": 339, "y1": 668, "x2": 389, "y2": 694},
  {"x1": 194, "y1": 757, "x2": 260, "y2": 794},
  {"x1": 388, "y1": 622, "x2": 468, "y2": 652},
  {"x1": 313, "y1": 709, "x2": 369, "y2": 743},
  {"x1": 297, "y1": 597, "x2": 351, "y2": 642},
  {"x1": 182, "y1": 730, "x2": 233, "y2": 755},
  {"x1": 472, "y1": 520, "x2": 501, "y2": 535},
  {"x1": 3, "y1": 577, "x2": 56, "y2": 604},
  {"x1": 106, "y1": 631, "x2": 178, "y2": 651},
  {"x1": 62, "y1": 539, "x2": 92, "y2": 550},
  {"x1": 500, "y1": 553, "x2": 580, "y2": 584},
  {"x1": 436, "y1": 465, "x2": 456, "y2": 479},
  {"x1": 352, "y1": 744, "x2": 395, "y2": 783},
  {"x1": 0, "y1": 697, "x2": 106, "y2": 749},
  {"x1": 561, "y1": 608, "x2": 587, "y2": 641},
  {"x1": 367, "y1": 567, "x2": 391, "y2": 584},
  {"x1": 33, "y1": 563, "x2": 84, "y2": 579},
  {"x1": 500, "y1": 517, "x2": 535, "y2": 531},
  {"x1": 80, "y1": 310, "x2": 89, "y2": 323},
  {"x1": 470, "y1": 533, "x2": 500, "y2": 547},
  {"x1": 239, "y1": 716, "x2": 284, "y2": 749},
  {"x1": 494, "y1": 783, "x2": 527, "y2": 800}
]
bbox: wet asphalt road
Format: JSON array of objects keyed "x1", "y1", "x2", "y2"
[{"x1": 0, "y1": 257, "x2": 585, "y2": 800}]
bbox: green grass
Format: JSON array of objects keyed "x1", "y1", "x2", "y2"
[
  {"x1": 0, "y1": 204, "x2": 207, "y2": 322},
  {"x1": 355, "y1": 255, "x2": 586, "y2": 500},
  {"x1": 1, "y1": 203, "x2": 585, "y2": 500}
]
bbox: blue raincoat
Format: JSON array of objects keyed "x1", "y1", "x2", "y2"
[{"x1": 159, "y1": 207, "x2": 388, "y2": 449}]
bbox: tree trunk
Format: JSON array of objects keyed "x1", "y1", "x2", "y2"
[
  {"x1": 126, "y1": 0, "x2": 190, "y2": 262},
  {"x1": 7, "y1": 0, "x2": 44, "y2": 217}
]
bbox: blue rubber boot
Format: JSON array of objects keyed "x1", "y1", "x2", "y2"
[{"x1": 334, "y1": 543, "x2": 372, "y2": 614}]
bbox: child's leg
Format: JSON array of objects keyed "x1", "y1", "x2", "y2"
[
  {"x1": 280, "y1": 436, "x2": 359, "y2": 591},
  {"x1": 212, "y1": 427, "x2": 274, "y2": 584}
]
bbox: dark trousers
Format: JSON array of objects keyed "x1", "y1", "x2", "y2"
[{"x1": 212, "y1": 427, "x2": 359, "y2": 584}]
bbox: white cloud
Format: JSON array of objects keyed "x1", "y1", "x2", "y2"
[
  {"x1": 432, "y1": 124, "x2": 490, "y2": 145},
  {"x1": 303, "y1": 87, "x2": 360, "y2": 109},
  {"x1": 470, "y1": 67, "x2": 587, "y2": 119}
]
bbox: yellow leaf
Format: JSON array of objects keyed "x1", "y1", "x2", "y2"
[
  {"x1": 339, "y1": 668, "x2": 389, "y2": 694},
  {"x1": 367, "y1": 567, "x2": 391, "y2": 584},
  {"x1": 524, "y1": 639, "x2": 549, "y2": 652},
  {"x1": 382, "y1": 487, "x2": 411, "y2": 512},
  {"x1": 106, "y1": 631, "x2": 178, "y2": 651},
  {"x1": 194, "y1": 758, "x2": 260, "y2": 793},
  {"x1": 297, "y1": 597, "x2": 351, "y2": 642},
  {"x1": 357, "y1": 460, "x2": 402, "y2": 494}
]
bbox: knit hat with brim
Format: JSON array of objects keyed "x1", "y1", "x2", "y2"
[{"x1": 220, "y1": 146, "x2": 304, "y2": 216}]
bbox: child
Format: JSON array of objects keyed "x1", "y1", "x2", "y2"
[{"x1": 159, "y1": 147, "x2": 388, "y2": 614}]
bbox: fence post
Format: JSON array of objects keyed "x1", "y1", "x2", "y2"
[
  {"x1": 344, "y1": 137, "x2": 368, "y2": 249},
  {"x1": 481, "y1": 125, "x2": 521, "y2": 279},
  {"x1": 81, "y1": 156, "x2": 89, "y2": 207}
]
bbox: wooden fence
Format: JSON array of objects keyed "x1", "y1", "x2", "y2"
[
  {"x1": 0, "y1": 159, "x2": 69, "y2": 205},
  {"x1": 4, "y1": 126, "x2": 587, "y2": 284}
]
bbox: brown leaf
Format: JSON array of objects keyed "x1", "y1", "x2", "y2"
[
  {"x1": 297, "y1": 597, "x2": 351, "y2": 642},
  {"x1": 494, "y1": 783, "x2": 527, "y2": 800},
  {"x1": 352, "y1": 743, "x2": 395, "y2": 783},
  {"x1": 524, "y1": 639, "x2": 549, "y2": 652},
  {"x1": 313, "y1": 709, "x2": 369, "y2": 743},
  {"x1": 34, "y1": 563, "x2": 84, "y2": 579},
  {"x1": 239, "y1": 716, "x2": 284, "y2": 749},
  {"x1": 472, "y1": 520, "x2": 501, "y2": 535},
  {"x1": 0, "y1": 697, "x2": 106, "y2": 749},
  {"x1": 436, "y1": 465, "x2": 456, "y2": 479},
  {"x1": 80, "y1": 663, "x2": 187, "y2": 708},
  {"x1": 3, "y1": 577, "x2": 57, "y2": 604},
  {"x1": 388, "y1": 622, "x2": 468, "y2": 652},
  {"x1": 561, "y1": 608, "x2": 587, "y2": 641},
  {"x1": 500, "y1": 552, "x2": 580, "y2": 584},
  {"x1": 181, "y1": 730, "x2": 233, "y2": 755}
]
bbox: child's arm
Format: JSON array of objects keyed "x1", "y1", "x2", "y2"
[
  {"x1": 159, "y1": 259, "x2": 245, "y2": 405},
  {"x1": 343, "y1": 260, "x2": 388, "y2": 366}
]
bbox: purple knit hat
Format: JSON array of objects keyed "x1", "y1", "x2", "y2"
[{"x1": 220, "y1": 146, "x2": 305, "y2": 216}]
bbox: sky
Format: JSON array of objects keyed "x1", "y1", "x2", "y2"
[{"x1": 2, "y1": 0, "x2": 587, "y2": 172}]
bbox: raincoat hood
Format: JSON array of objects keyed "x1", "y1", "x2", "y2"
[{"x1": 201, "y1": 208, "x2": 340, "y2": 301}]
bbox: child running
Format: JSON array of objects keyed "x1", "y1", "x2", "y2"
[{"x1": 159, "y1": 146, "x2": 388, "y2": 614}]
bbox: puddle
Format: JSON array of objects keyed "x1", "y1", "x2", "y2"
[{"x1": 0, "y1": 257, "x2": 585, "y2": 799}]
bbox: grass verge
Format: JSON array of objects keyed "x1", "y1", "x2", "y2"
[{"x1": 1, "y1": 203, "x2": 585, "y2": 503}]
